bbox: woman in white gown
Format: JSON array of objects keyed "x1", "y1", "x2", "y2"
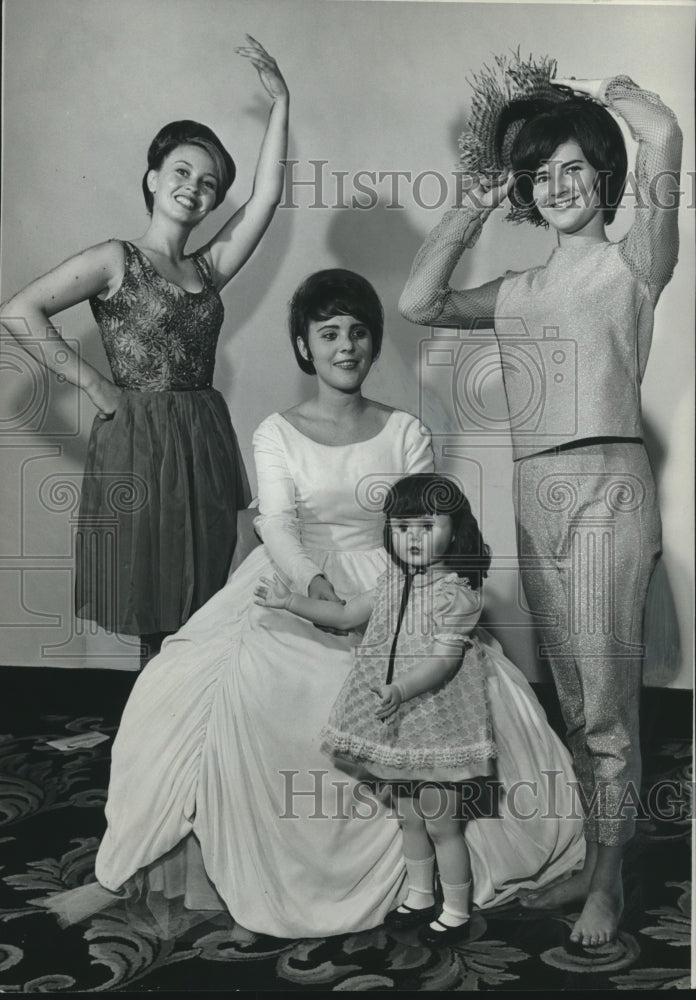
[{"x1": 66, "y1": 270, "x2": 584, "y2": 940}]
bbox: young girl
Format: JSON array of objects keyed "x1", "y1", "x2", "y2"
[
  {"x1": 255, "y1": 472, "x2": 579, "y2": 946},
  {"x1": 398, "y1": 55, "x2": 682, "y2": 946},
  {"x1": 0, "y1": 36, "x2": 288, "y2": 662}
]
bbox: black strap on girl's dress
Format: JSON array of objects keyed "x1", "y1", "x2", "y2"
[{"x1": 385, "y1": 569, "x2": 415, "y2": 686}]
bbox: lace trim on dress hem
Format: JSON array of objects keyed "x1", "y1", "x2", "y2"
[{"x1": 320, "y1": 728, "x2": 498, "y2": 769}]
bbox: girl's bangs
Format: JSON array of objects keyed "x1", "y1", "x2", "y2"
[
  {"x1": 310, "y1": 296, "x2": 370, "y2": 327},
  {"x1": 385, "y1": 478, "x2": 464, "y2": 519}
]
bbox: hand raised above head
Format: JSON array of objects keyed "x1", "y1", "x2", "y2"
[
  {"x1": 235, "y1": 35, "x2": 289, "y2": 102},
  {"x1": 458, "y1": 170, "x2": 514, "y2": 212},
  {"x1": 552, "y1": 77, "x2": 605, "y2": 103}
]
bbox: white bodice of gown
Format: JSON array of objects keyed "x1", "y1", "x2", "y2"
[{"x1": 252, "y1": 410, "x2": 434, "y2": 595}]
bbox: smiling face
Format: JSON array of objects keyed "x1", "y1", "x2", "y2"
[
  {"x1": 298, "y1": 314, "x2": 374, "y2": 392},
  {"x1": 147, "y1": 144, "x2": 220, "y2": 225},
  {"x1": 389, "y1": 514, "x2": 454, "y2": 570},
  {"x1": 532, "y1": 139, "x2": 605, "y2": 238}
]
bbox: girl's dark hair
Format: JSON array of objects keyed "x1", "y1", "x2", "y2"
[
  {"x1": 508, "y1": 97, "x2": 628, "y2": 227},
  {"x1": 383, "y1": 473, "x2": 491, "y2": 590},
  {"x1": 142, "y1": 120, "x2": 236, "y2": 214},
  {"x1": 289, "y1": 269, "x2": 384, "y2": 375}
]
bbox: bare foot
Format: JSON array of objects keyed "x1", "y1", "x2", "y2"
[
  {"x1": 519, "y1": 870, "x2": 592, "y2": 910},
  {"x1": 568, "y1": 842, "x2": 624, "y2": 946},
  {"x1": 569, "y1": 880, "x2": 624, "y2": 947},
  {"x1": 230, "y1": 921, "x2": 258, "y2": 944}
]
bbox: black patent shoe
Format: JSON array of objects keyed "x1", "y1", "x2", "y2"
[
  {"x1": 384, "y1": 902, "x2": 437, "y2": 929},
  {"x1": 419, "y1": 916, "x2": 472, "y2": 947}
]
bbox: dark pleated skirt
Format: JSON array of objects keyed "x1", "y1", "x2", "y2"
[{"x1": 75, "y1": 388, "x2": 251, "y2": 636}]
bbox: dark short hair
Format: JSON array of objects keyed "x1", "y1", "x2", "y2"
[
  {"x1": 509, "y1": 97, "x2": 628, "y2": 227},
  {"x1": 142, "y1": 120, "x2": 236, "y2": 214},
  {"x1": 383, "y1": 473, "x2": 491, "y2": 589},
  {"x1": 289, "y1": 269, "x2": 384, "y2": 375}
]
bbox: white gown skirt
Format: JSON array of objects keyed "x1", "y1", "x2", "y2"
[{"x1": 71, "y1": 544, "x2": 584, "y2": 938}]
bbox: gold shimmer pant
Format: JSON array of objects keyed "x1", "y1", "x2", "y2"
[{"x1": 513, "y1": 442, "x2": 662, "y2": 846}]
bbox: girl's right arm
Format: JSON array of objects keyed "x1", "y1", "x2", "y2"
[
  {"x1": 254, "y1": 574, "x2": 375, "y2": 630},
  {"x1": 0, "y1": 241, "x2": 125, "y2": 418},
  {"x1": 398, "y1": 177, "x2": 511, "y2": 330}
]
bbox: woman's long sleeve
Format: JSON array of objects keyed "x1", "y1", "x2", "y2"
[
  {"x1": 404, "y1": 415, "x2": 436, "y2": 474},
  {"x1": 252, "y1": 420, "x2": 323, "y2": 595},
  {"x1": 603, "y1": 76, "x2": 683, "y2": 305},
  {"x1": 398, "y1": 206, "x2": 502, "y2": 329}
]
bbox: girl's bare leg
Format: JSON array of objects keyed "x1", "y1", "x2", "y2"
[{"x1": 420, "y1": 786, "x2": 471, "y2": 929}]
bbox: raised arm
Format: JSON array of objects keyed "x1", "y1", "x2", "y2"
[
  {"x1": 202, "y1": 36, "x2": 289, "y2": 291},
  {"x1": 605, "y1": 77, "x2": 682, "y2": 304},
  {"x1": 0, "y1": 241, "x2": 125, "y2": 418},
  {"x1": 398, "y1": 178, "x2": 510, "y2": 330},
  {"x1": 556, "y1": 76, "x2": 683, "y2": 305}
]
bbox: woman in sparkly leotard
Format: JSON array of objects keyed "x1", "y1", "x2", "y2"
[
  {"x1": 399, "y1": 59, "x2": 682, "y2": 946},
  {"x1": 0, "y1": 37, "x2": 288, "y2": 659}
]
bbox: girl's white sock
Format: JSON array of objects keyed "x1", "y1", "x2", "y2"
[
  {"x1": 397, "y1": 855, "x2": 436, "y2": 911},
  {"x1": 433, "y1": 879, "x2": 472, "y2": 929}
]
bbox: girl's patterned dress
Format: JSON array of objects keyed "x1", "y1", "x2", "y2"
[
  {"x1": 76, "y1": 240, "x2": 250, "y2": 635},
  {"x1": 322, "y1": 568, "x2": 497, "y2": 781}
]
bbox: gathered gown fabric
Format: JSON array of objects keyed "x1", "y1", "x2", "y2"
[{"x1": 64, "y1": 411, "x2": 583, "y2": 939}]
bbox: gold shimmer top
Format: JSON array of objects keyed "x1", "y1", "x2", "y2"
[
  {"x1": 90, "y1": 241, "x2": 224, "y2": 391},
  {"x1": 399, "y1": 78, "x2": 683, "y2": 459}
]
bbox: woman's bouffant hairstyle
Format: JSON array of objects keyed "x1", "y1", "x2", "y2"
[
  {"x1": 508, "y1": 98, "x2": 628, "y2": 227},
  {"x1": 383, "y1": 473, "x2": 491, "y2": 590},
  {"x1": 142, "y1": 120, "x2": 236, "y2": 214},
  {"x1": 289, "y1": 269, "x2": 384, "y2": 375}
]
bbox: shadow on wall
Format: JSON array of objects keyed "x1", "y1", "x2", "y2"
[
  {"x1": 643, "y1": 415, "x2": 681, "y2": 685},
  {"x1": 2, "y1": 309, "x2": 104, "y2": 469}
]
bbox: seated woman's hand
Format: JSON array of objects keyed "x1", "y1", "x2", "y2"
[
  {"x1": 254, "y1": 574, "x2": 291, "y2": 609},
  {"x1": 308, "y1": 574, "x2": 349, "y2": 636}
]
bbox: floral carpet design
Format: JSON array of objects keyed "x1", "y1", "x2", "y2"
[{"x1": 0, "y1": 671, "x2": 691, "y2": 993}]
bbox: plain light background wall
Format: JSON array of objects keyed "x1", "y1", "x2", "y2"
[{"x1": 1, "y1": 0, "x2": 693, "y2": 681}]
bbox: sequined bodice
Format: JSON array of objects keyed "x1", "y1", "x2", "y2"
[{"x1": 90, "y1": 240, "x2": 224, "y2": 390}]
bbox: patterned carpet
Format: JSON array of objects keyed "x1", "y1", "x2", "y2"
[{"x1": 0, "y1": 667, "x2": 691, "y2": 993}]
